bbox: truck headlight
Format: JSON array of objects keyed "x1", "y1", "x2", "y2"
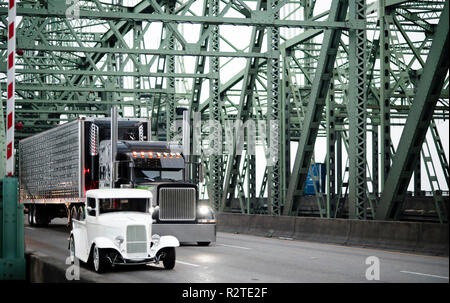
[
  {"x1": 198, "y1": 205, "x2": 210, "y2": 216},
  {"x1": 151, "y1": 234, "x2": 161, "y2": 247},
  {"x1": 197, "y1": 205, "x2": 216, "y2": 223},
  {"x1": 115, "y1": 235, "x2": 124, "y2": 246}
]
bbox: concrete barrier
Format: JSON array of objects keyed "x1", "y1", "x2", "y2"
[
  {"x1": 26, "y1": 250, "x2": 109, "y2": 283},
  {"x1": 293, "y1": 217, "x2": 350, "y2": 245},
  {"x1": 416, "y1": 222, "x2": 450, "y2": 255},
  {"x1": 346, "y1": 220, "x2": 420, "y2": 252},
  {"x1": 248, "y1": 215, "x2": 296, "y2": 238},
  {"x1": 217, "y1": 213, "x2": 296, "y2": 239},
  {"x1": 216, "y1": 213, "x2": 449, "y2": 256},
  {"x1": 217, "y1": 212, "x2": 251, "y2": 234}
]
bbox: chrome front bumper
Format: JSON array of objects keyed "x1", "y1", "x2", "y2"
[{"x1": 152, "y1": 223, "x2": 216, "y2": 243}]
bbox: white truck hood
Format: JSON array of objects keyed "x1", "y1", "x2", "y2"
[{"x1": 96, "y1": 212, "x2": 152, "y2": 227}]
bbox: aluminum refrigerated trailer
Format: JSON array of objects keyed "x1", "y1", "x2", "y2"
[{"x1": 19, "y1": 117, "x2": 216, "y2": 245}]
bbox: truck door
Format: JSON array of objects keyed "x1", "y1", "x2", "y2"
[
  {"x1": 73, "y1": 208, "x2": 89, "y2": 262},
  {"x1": 86, "y1": 197, "x2": 99, "y2": 253}
]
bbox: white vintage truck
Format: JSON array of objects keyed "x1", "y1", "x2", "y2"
[{"x1": 69, "y1": 188, "x2": 179, "y2": 273}]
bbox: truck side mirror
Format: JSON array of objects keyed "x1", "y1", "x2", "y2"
[
  {"x1": 87, "y1": 206, "x2": 96, "y2": 216},
  {"x1": 113, "y1": 161, "x2": 119, "y2": 181},
  {"x1": 198, "y1": 163, "x2": 204, "y2": 183}
]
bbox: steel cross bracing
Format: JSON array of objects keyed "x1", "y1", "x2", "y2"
[
  {"x1": 220, "y1": 0, "x2": 266, "y2": 213},
  {"x1": 375, "y1": 0, "x2": 449, "y2": 221},
  {"x1": 0, "y1": 0, "x2": 448, "y2": 220},
  {"x1": 347, "y1": 0, "x2": 368, "y2": 219}
]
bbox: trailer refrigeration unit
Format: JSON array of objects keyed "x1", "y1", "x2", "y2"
[{"x1": 19, "y1": 117, "x2": 216, "y2": 246}]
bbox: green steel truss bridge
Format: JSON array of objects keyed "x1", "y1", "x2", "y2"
[{"x1": 0, "y1": 0, "x2": 448, "y2": 221}]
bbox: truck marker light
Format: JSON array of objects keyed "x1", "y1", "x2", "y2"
[
  {"x1": 157, "y1": 152, "x2": 161, "y2": 158},
  {"x1": 176, "y1": 153, "x2": 181, "y2": 159},
  {"x1": 163, "y1": 152, "x2": 168, "y2": 158},
  {"x1": 132, "y1": 151, "x2": 137, "y2": 158},
  {"x1": 141, "y1": 151, "x2": 145, "y2": 158},
  {"x1": 148, "y1": 152, "x2": 153, "y2": 158}
]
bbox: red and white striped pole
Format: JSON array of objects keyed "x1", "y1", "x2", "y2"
[{"x1": 6, "y1": 0, "x2": 16, "y2": 176}]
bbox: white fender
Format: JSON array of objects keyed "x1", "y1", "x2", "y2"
[
  {"x1": 159, "y1": 235, "x2": 180, "y2": 248},
  {"x1": 150, "y1": 235, "x2": 179, "y2": 257},
  {"x1": 70, "y1": 229, "x2": 88, "y2": 262},
  {"x1": 91, "y1": 237, "x2": 119, "y2": 250}
]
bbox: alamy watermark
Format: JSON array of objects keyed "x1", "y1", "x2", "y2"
[
  {"x1": 169, "y1": 113, "x2": 280, "y2": 166},
  {"x1": 65, "y1": 256, "x2": 80, "y2": 281},
  {"x1": 365, "y1": 256, "x2": 380, "y2": 281}
]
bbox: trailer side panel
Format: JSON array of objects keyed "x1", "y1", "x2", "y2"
[{"x1": 19, "y1": 120, "x2": 84, "y2": 204}]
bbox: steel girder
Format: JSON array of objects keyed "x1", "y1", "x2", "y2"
[
  {"x1": 0, "y1": 0, "x2": 448, "y2": 221},
  {"x1": 379, "y1": 0, "x2": 392, "y2": 192},
  {"x1": 347, "y1": 0, "x2": 368, "y2": 219},
  {"x1": 375, "y1": 1, "x2": 449, "y2": 221},
  {"x1": 283, "y1": 0, "x2": 348, "y2": 216},
  {"x1": 220, "y1": 0, "x2": 266, "y2": 213},
  {"x1": 207, "y1": 0, "x2": 222, "y2": 211}
]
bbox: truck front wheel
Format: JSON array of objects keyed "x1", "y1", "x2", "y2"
[
  {"x1": 69, "y1": 236, "x2": 76, "y2": 264},
  {"x1": 161, "y1": 247, "x2": 176, "y2": 270},
  {"x1": 92, "y1": 245, "x2": 108, "y2": 273}
]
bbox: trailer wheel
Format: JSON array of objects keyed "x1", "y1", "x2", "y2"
[
  {"x1": 34, "y1": 206, "x2": 50, "y2": 227},
  {"x1": 161, "y1": 247, "x2": 176, "y2": 270},
  {"x1": 92, "y1": 244, "x2": 108, "y2": 273},
  {"x1": 71, "y1": 207, "x2": 79, "y2": 221},
  {"x1": 77, "y1": 205, "x2": 85, "y2": 221},
  {"x1": 28, "y1": 205, "x2": 34, "y2": 226},
  {"x1": 31, "y1": 205, "x2": 38, "y2": 226}
]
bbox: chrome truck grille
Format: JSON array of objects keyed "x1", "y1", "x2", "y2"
[
  {"x1": 126, "y1": 225, "x2": 147, "y2": 254},
  {"x1": 159, "y1": 187, "x2": 196, "y2": 221}
]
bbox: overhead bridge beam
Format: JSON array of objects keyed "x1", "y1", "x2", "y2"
[
  {"x1": 0, "y1": 7, "x2": 354, "y2": 29},
  {"x1": 375, "y1": 1, "x2": 449, "y2": 221}
]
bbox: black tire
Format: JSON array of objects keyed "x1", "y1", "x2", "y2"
[
  {"x1": 77, "y1": 205, "x2": 85, "y2": 221},
  {"x1": 162, "y1": 247, "x2": 176, "y2": 270},
  {"x1": 71, "y1": 207, "x2": 79, "y2": 221},
  {"x1": 92, "y1": 244, "x2": 108, "y2": 273},
  {"x1": 28, "y1": 205, "x2": 34, "y2": 226},
  {"x1": 197, "y1": 242, "x2": 211, "y2": 246},
  {"x1": 32, "y1": 205, "x2": 38, "y2": 226},
  {"x1": 69, "y1": 236, "x2": 76, "y2": 264},
  {"x1": 35, "y1": 206, "x2": 50, "y2": 227}
]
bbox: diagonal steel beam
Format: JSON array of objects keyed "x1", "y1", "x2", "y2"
[
  {"x1": 375, "y1": 1, "x2": 449, "y2": 221},
  {"x1": 283, "y1": 0, "x2": 348, "y2": 216},
  {"x1": 221, "y1": 0, "x2": 266, "y2": 212}
]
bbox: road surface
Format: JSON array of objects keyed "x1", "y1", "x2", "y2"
[{"x1": 24, "y1": 218, "x2": 449, "y2": 283}]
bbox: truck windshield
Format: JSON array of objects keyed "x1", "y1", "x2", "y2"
[
  {"x1": 135, "y1": 169, "x2": 183, "y2": 182},
  {"x1": 99, "y1": 198, "x2": 148, "y2": 214}
]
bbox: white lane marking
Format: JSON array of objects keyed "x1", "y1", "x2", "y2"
[
  {"x1": 400, "y1": 271, "x2": 449, "y2": 280},
  {"x1": 217, "y1": 244, "x2": 251, "y2": 250},
  {"x1": 176, "y1": 260, "x2": 200, "y2": 267},
  {"x1": 25, "y1": 227, "x2": 36, "y2": 231}
]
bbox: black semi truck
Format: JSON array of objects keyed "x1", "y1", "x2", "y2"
[{"x1": 19, "y1": 117, "x2": 216, "y2": 245}]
